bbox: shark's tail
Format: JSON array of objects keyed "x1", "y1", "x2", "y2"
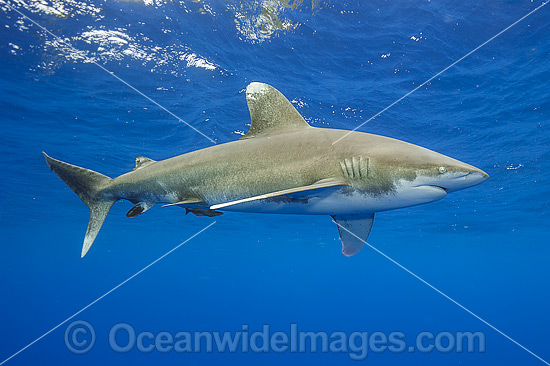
[{"x1": 43, "y1": 152, "x2": 117, "y2": 257}]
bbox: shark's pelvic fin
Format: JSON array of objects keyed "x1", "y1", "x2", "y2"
[
  {"x1": 132, "y1": 156, "x2": 156, "y2": 171},
  {"x1": 241, "y1": 82, "x2": 311, "y2": 139},
  {"x1": 210, "y1": 178, "x2": 349, "y2": 210},
  {"x1": 331, "y1": 213, "x2": 375, "y2": 257},
  {"x1": 126, "y1": 201, "x2": 155, "y2": 217},
  {"x1": 43, "y1": 152, "x2": 117, "y2": 257},
  {"x1": 161, "y1": 198, "x2": 203, "y2": 207}
]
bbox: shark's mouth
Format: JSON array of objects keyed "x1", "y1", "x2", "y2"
[
  {"x1": 413, "y1": 184, "x2": 449, "y2": 193},
  {"x1": 425, "y1": 185, "x2": 449, "y2": 193}
]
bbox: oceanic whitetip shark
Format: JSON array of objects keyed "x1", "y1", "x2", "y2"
[{"x1": 44, "y1": 82, "x2": 489, "y2": 257}]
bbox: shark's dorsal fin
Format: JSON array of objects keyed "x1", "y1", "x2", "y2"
[
  {"x1": 132, "y1": 156, "x2": 156, "y2": 171},
  {"x1": 241, "y1": 82, "x2": 310, "y2": 139}
]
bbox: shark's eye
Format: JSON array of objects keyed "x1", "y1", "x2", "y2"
[{"x1": 439, "y1": 166, "x2": 447, "y2": 174}]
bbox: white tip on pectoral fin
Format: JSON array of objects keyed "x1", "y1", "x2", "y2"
[
  {"x1": 331, "y1": 213, "x2": 375, "y2": 256},
  {"x1": 81, "y1": 200, "x2": 115, "y2": 257}
]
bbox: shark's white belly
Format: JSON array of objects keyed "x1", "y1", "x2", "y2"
[{"x1": 218, "y1": 182, "x2": 447, "y2": 215}]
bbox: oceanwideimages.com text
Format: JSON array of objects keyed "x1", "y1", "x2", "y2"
[{"x1": 65, "y1": 321, "x2": 486, "y2": 360}]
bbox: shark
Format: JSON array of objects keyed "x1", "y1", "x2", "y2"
[{"x1": 44, "y1": 82, "x2": 489, "y2": 258}]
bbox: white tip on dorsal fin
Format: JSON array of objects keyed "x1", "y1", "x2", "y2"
[
  {"x1": 132, "y1": 156, "x2": 156, "y2": 171},
  {"x1": 241, "y1": 82, "x2": 311, "y2": 139}
]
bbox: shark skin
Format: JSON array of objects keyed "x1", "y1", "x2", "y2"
[{"x1": 44, "y1": 82, "x2": 489, "y2": 257}]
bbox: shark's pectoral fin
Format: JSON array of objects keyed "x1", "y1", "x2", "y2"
[
  {"x1": 210, "y1": 178, "x2": 350, "y2": 210},
  {"x1": 331, "y1": 213, "x2": 375, "y2": 257},
  {"x1": 126, "y1": 201, "x2": 155, "y2": 217},
  {"x1": 185, "y1": 208, "x2": 223, "y2": 217}
]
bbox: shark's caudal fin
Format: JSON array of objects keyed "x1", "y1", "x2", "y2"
[{"x1": 43, "y1": 152, "x2": 116, "y2": 257}]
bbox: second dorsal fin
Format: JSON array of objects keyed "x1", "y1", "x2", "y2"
[
  {"x1": 241, "y1": 82, "x2": 310, "y2": 139},
  {"x1": 132, "y1": 156, "x2": 156, "y2": 171}
]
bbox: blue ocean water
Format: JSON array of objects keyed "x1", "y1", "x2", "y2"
[{"x1": 1, "y1": 0, "x2": 549, "y2": 364}]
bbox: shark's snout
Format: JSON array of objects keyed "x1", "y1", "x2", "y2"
[{"x1": 439, "y1": 166, "x2": 489, "y2": 192}]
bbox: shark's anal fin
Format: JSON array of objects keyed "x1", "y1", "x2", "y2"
[
  {"x1": 241, "y1": 82, "x2": 310, "y2": 139},
  {"x1": 331, "y1": 213, "x2": 375, "y2": 257},
  {"x1": 126, "y1": 201, "x2": 155, "y2": 217},
  {"x1": 185, "y1": 208, "x2": 223, "y2": 217},
  {"x1": 161, "y1": 198, "x2": 203, "y2": 207},
  {"x1": 210, "y1": 178, "x2": 349, "y2": 210}
]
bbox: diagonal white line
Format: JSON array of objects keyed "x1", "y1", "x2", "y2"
[
  {"x1": 333, "y1": 221, "x2": 549, "y2": 365},
  {"x1": 5, "y1": 3, "x2": 217, "y2": 145},
  {"x1": 332, "y1": 0, "x2": 549, "y2": 145},
  {"x1": 0, "y1": 221, "x2": 216, "y2": 366}
]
